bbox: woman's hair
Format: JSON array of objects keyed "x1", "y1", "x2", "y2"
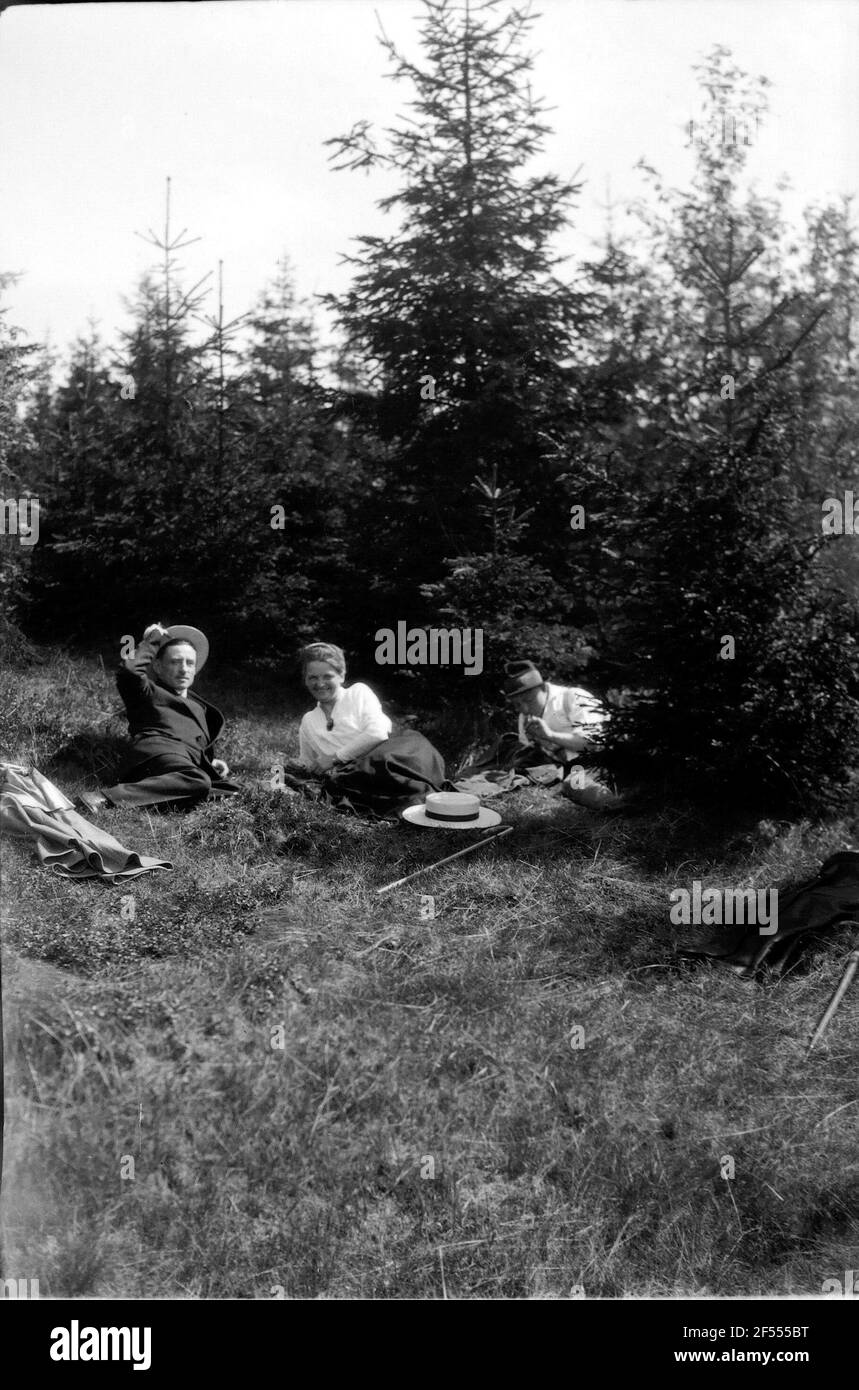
[{"x1": 298, "y1": 642, "x2": 347, "y2": 676}]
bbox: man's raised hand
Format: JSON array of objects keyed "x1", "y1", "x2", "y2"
[
  {"x1": 123, "y1": 623, "x2": 168, "y2": 669},
  {"x1": 137, "y1": 623, "x2": 169, "y2": 661}
]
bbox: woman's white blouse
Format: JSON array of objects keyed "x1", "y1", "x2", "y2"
[{"x1": 299, "y1": 682, "x2": 392, "y2": 768}]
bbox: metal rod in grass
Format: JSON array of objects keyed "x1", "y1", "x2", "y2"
[
  {"x1": 805, "y1": 944, "x2": 859, "y2": 1058},
  {"x1": 376, "y1": 825, "x2": 514, "y2": 896}
]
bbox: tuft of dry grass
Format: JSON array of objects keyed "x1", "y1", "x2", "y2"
[{"x1": 2, "y1": 650, "x2": 858, "y2": 1298}]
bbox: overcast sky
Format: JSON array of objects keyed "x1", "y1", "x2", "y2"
[{"x1": 1, "y1": 0, "x2": 857, "y2": 369}]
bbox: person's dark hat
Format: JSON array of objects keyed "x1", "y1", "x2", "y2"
[{"x1": 502, "y1": 660, "x2": 544, "y2": 699}]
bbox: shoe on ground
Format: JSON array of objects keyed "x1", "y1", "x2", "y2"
[{"x1": 76, "y1": 790, "x2": 109, "y2": 816}]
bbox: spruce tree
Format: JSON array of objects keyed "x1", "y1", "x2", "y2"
[
  {"x1": 326, "y1": 0, "x2": 591, "y2": 606},
  {"x1": 26, "y1": 182, "x2": 219, "y2": 639},
  {"x1": 0, "y1": 273, "x2": 41, "y2": 653},
  {"x1": 221, "y1": 258, "x2": 359, "y2": 659},
  {"x1": 599, "y1": 49, "x2": 859, "y2": 809}
]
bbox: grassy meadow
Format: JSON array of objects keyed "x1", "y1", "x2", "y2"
[{"x1": 1, "y1": 650, "x2": 858, "y2": 1299}]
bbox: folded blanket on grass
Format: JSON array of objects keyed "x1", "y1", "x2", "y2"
[
  {"x1": 456, "y1": 734, "x2": 623, "y2": 810},
  {"x1": 455, "y1": 734, "x2": 568, "y2": 792},
  {"x1": 1, "y1": 763, "x2": 173, "y2": 882},
  {"x1": 452, "y1": 770, "x2": 532, "y2": 798}
]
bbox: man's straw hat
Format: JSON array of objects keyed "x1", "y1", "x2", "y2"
[
  {"x1": 146, "y1": 624, "x2": 210, "y2": 672},
  {"x1": 402, "y1": 790, "x2": 501, "y2": 830}
]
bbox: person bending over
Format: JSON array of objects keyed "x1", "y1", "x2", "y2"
[
  {"x1": 291, "y1": 642, "x2": 445, "y2": 816},
  {"x1": 77, "y1": 623, "x2": 239, "y2": 813},
  {"x1": 503, "y1": 659, "x2": 620, "y2": 809}
]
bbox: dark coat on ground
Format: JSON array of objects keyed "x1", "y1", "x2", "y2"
[{"x1": 679, "y1": 851, "x2": 859, "y2": 979}]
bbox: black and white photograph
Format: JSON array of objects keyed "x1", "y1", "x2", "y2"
[{"x1": 1, "y1": 0, "x2": 858, "y2": 1325}]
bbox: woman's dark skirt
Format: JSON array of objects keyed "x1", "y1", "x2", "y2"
[{"x1": 286, "y1": 731, "x2": 446, "y2": 818}]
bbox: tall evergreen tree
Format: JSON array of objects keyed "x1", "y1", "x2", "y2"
[
  {"x1": 796, "y1": 197, "x2": 859, "y2": 603},
  {"x1": 0, "y1": 273, "x2": 41, "y2": 653},
  {"x1": 26, "y1": 182, "x2": 219, "y2": 638},
  {"x1": 218, "y1": 258, "x2": 361, "y2": 659},
  {"x1": 598, "y1": 49, "x2": 859, "y2": 809},
  {"x1": 326, "y1": 0, "x2": 593, "y2": 608}
]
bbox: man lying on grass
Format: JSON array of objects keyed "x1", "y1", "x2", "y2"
[{"x1": 76, "y1": 623, "x2": 239, "y2": 814}]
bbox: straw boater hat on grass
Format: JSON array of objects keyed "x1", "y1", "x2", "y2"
[
  {"x1": 144, "y1": 623, "x2": 210, "y2": 673},
  {"x1": 402, "y1": 791, "x2": 501, "y2": 830}
]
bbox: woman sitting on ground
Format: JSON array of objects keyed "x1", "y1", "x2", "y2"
[{"x1": 289, "y1": 642, "x2": 445, "y2": 816}]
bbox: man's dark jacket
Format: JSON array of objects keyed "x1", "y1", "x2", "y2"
[{"x1": 114, "y1": 658, "x2": 232, "y2": 787}]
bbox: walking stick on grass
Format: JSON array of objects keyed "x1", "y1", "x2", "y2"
[
  {"x1": 805, "y1": 945, "x2": 859, "y2": 1058},
  {"x1": 376, "y1": 825, "x2": 513, "y2": 896}
]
